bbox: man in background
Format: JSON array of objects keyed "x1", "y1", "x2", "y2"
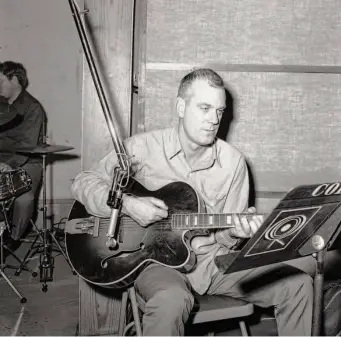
[{"x1": 0, "y1": 61, "x2": 45, "y2": 252}]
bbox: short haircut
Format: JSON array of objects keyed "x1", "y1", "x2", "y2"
[
  {"x1": 177, "y1": 68, "x2": 224, "y2": 100},
  {"x1": 0, "y1": 61, "x2": 28, "y2": 89}
]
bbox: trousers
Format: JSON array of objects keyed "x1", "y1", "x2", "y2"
[
  {"x1": 135, "y1": 258, "x2": 314, "y2": 336},
  {"x1": 10, "y1": 162, "x2": 42, "y2": 240}
]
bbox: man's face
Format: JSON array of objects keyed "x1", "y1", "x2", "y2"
[
  {"x1": 178, "y1": 80, "x2": 226, "y2": 147},
  {"x1": 0, "y1": 73, "x2": 16, "y2": 99}
]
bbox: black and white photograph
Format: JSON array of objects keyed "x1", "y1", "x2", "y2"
[{"x1": 0, "y1": 0, "x2": 341, "y2": 336}]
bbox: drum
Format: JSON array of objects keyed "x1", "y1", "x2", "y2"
[{"x1": 0, "y1": 168, "x2": 32, "y2": 201}]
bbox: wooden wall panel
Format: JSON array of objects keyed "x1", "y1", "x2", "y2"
[
  {"x1": 256, "y1": 196, "x2": 284, "y2": 214},
  {"x1": 82, "y1": 0, "x2": 134, "y2": 169},
  {"x1": 79, "y1": 1, "x2": 134, "y2": 335},
  {"x1": 143, "y1": 70, "x2": 341, "y2": 192},
  {"x1": 146, "y1": 0, "x2": 341, "y2": 66}
]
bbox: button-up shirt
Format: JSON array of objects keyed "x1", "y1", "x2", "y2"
[
  {"x1": 0, "y1": 90, "x2": 45, "y2": 167},
  {"x1": 71, "y1": 127, "x2": 249, "y2": 294}
]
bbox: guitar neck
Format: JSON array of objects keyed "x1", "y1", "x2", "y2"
[{"x1": 171, "y1": 213, "x2": 265, "y2": 230}]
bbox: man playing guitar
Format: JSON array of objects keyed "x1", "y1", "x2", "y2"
[{"x1": 71, "y1": 68, "x2": 313, "y2": 336}]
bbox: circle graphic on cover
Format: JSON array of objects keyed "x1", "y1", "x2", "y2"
[{"x1": 264, "y1": 215, "x2": 307, "y2": 243}]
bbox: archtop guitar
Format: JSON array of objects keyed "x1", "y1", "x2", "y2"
[{"x1": 65, "y1": 179, "x2": 256, "y2": 289}]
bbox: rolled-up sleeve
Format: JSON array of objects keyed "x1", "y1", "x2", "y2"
[
  {"x1": 215, "y1": 156, "x2": 249, "y2": 248},
  {"x1": 71, "y1": 151, "x2": 118, "y2": 217}
]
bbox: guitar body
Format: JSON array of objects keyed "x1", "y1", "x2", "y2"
[{"x1": 65, "y1": 180, "x2": 207, "y2": 289}]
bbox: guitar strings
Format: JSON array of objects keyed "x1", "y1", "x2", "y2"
[
  {"x1": 94, "y1": 219, "x2": 236, "y2": 231},
  {"x1": 76, "y1": 213, "x2": 262, "y2": 233},
  {"x1": 91, "y1": 212, "x2": 260, "y2": 231}
]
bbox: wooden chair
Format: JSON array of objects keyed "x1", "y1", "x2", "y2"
[{"x1": 120, "y1": 287, "x2": 254, "y2": 336}]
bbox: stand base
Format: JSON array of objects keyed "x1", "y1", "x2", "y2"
[
  {"x1": 3, "y1": 245, "x2": 37, "y2": 277},
  {"x1": 39, "y1": 254, "x2": 54, "y2": 283},
  {"x1": 15, "y1": 227, "x2": 76, "y2": 292}
]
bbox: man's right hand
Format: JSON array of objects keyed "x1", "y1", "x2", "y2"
[{"x1": 122, "y1": 195, "x2": 168, "y2": 227}]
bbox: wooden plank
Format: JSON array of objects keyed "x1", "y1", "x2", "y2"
[
  {"x1": 131, "y1": 0, "x2": 148, "y2": 135},
  {"x1": 79, "y1": 278, "x2": 123, "y2": 336},
  {"x1": 255, "y1": 196, "x2": 283, "y2": 214},
  {"x1": 82, "y1": 0, "x2": 134, "y2": 169},
  {"x1": 79, "y1": 0, "x2": 134, "y2": 335},
  {"x1": 146, "y1": 62, "x2": 341, "y2": 74},
  {"x1": 256, "y1": 191, "x2": 286, "y2": 199}
]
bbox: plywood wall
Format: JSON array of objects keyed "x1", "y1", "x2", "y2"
[
  {"x1": 78, "y1": 1, "x2": 135, "y2": 335},
  {"x1": 0, "y1": 0, "x2": 83, "y2": 200},
  {"x1": 145, "y1": 0, "x2": 341, "y2": 65},
  {"x1": 82, "y1": 0, "x2": 134, "y2": 169},
  {"x1": 136, "y1": 0, "x2": 341, "y2": 210}
]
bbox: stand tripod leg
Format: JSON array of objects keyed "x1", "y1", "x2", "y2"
[
  {"x1": 49, "y1": 231, "x2": 75, "y2": 273},
  {"x1": 14, "y1": 234, "x2": 40, "y2": 276},
  {"x1": 3, "y1": 246, "x2": 37, "y2": 277},
  {"x1": 30, "y1": 220, "x2": 44, "y2": 243},
  {"x1": 0, "y1": 207, "x2": 27, "y2": 303},
  {"x1": 0, "y1": 269, "x2": 27, "y2": 303}
]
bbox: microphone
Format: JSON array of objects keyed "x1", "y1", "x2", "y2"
[{"x1": 106, "y1": 178, "x2": 123, "y2": 248}]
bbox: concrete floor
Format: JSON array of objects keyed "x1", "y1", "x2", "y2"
[
  {"x1": 0, "y1": 232, "x2": 277, "y2": 337},
  {"x1": 0, "y1": 235, "x2": 79, "y2": 336},
  {"x1": 1, "y1": 231, "x2": 340, "y2": 336}
]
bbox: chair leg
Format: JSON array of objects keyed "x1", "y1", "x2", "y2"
[
  {"x1": 128, "y1": 287, "x2": 143, "y2": 336},
  {"x1": 119, "y1": 290, "x2": 129, "y2": 336},
  {"x1": 239, "y1": 320, "x2": 249, "y2": 336}
]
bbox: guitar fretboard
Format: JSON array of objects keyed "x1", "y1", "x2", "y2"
[{"x1": 171, "y1": 213, "x2": 261, "y2": 230}]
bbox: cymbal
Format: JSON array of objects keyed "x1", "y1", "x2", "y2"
[{"x1": 0, "y1": 144, "x2": 74, "y2": 154}]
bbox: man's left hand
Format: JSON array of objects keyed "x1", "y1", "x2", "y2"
[{"x1": 228, "y1": 207, "x2": 263, "y2": 239}]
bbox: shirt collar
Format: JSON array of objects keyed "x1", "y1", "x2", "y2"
[
  {"x1": 166, "y1": 127, "x2": 183, "y2": 160},
  {"x1": 11, "y1": 90, "x2": 26, "y2": 108},
  {"x1": 166, "y1": 126, "x2": 217, "y2": 172}
]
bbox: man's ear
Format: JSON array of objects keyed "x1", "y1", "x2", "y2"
[
  {"x1": 176, "y1": 97, "x2": 185, "y2": 118},
  {"x1": 11, "y1": 75, "x2": 19, "y2": 86}
]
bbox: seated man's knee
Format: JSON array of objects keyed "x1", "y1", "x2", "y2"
[
  {"x1": 145, "y1": 288, "x2": 194, "y2": 318},
  {"x1": 15, "y1": 191, "x2": 34, "y2": 208},
  {"x1": 283, "y1": 272, "x2": 313, "y2": 300}
]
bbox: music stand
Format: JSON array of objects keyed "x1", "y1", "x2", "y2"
[
  {"x1": 214, "y1": 182, "x2": 341, "y2": 336},
  {"x1": 0, "y1": 198, "x2": 27, "y2": 303}
]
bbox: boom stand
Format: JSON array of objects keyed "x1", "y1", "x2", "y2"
[{"x1": 0, "y1": 199, "x2": 27, "y2": 303}]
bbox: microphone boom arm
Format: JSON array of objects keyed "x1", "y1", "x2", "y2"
[
  {"x1": 68, "y1": 0, "x2": 130, "y2": 248},
  {"x1": 68, "y1": 0, "x2": 129, "y2": 172}
]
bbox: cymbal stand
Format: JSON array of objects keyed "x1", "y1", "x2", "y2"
[
  {"x1": 39, "y1": 153, "x2": 76, "y2": 292},
  {"x1": 15, "y1": 153, "x2": 76, "y2": 292},
  {"x1": 0, "y1": 198, "x2": 27, "y2": 303}
]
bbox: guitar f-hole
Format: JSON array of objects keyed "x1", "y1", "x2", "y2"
[{"x1": 100, "y1": 245, "x2": 144, "y2": 269}]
